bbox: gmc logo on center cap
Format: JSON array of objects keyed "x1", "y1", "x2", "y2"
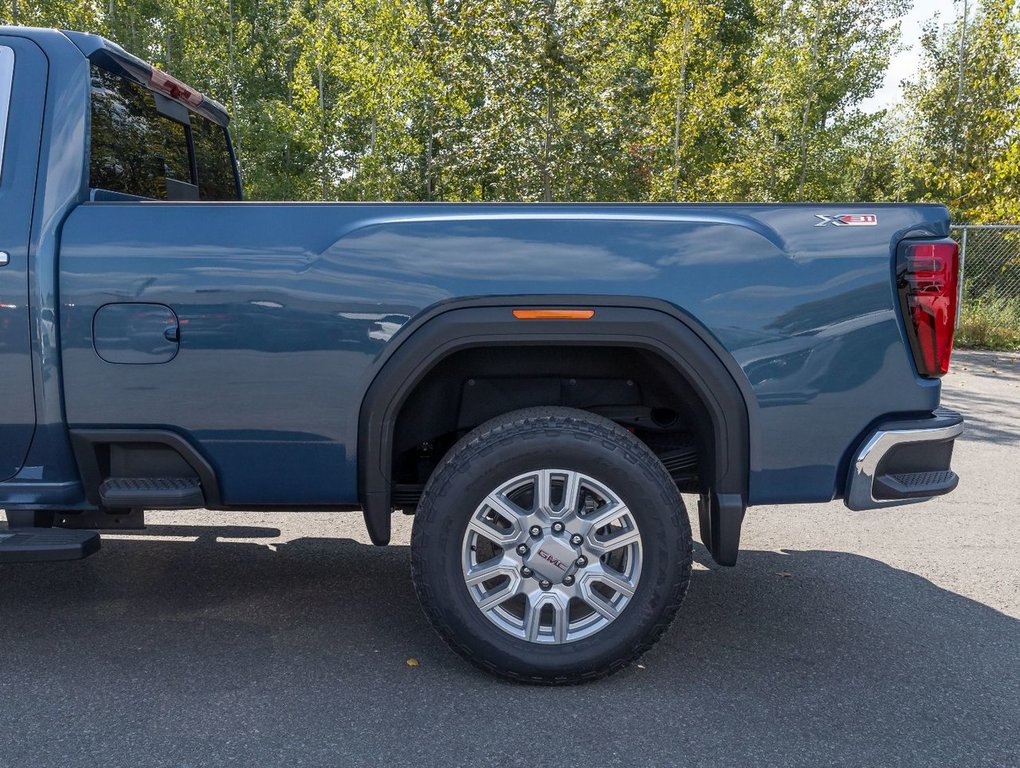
[
  {"x1": 814, "y1": 213, "x2": 877, "y2": 227},
  {"x1": 538, "y1": 549, "x2": 569, "y2": 571}
]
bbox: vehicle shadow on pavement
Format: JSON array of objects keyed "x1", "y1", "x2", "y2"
[
  {"x1": 0, "y1": 529, "x2": 1016, "y2": 767},
  {"x1": 943, "y1": 388, "x2": 1020, "y2": 445}
]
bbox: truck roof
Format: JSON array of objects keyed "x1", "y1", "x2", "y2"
[{"x1": 60, "y1": 29, "x2": 230, "y2": 127}]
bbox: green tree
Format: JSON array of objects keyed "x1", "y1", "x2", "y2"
[
  {"x1": 435, "y1": 0, "x2": 655, "y2": 201},
  {"x1": 717, "y1": 0, "x2": 909, "y2": 202},
  {"x1": 901, "y1": 0, "x2": 1020, "y2": 221},
  {"x1": 1, "y1": 0, "x2": 105, "y2": 30},
  {"x1": 644, "y1": 0, "x2": 754, "y2": 201}
]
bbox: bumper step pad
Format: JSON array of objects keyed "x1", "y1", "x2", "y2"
[
  {"x1": 0, "y1": 528, "x2": 100, "y2": 564},
  {"x1": 874, "y1": 470, "x2": 959, "y2": 500}
]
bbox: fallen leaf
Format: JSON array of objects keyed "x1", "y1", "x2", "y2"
[
  {"x1": 406, "y1": 658, "x2": 419, "y2": 667},
  {"x1": 775, "y1": 571, "x2": 793, "y2": 578}
]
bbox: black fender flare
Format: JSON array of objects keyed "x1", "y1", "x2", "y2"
[{"x1": 358, "y1": 296, "x2": 754, "y2": 565}]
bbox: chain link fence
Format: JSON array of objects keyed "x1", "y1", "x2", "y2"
[
  {"x1": 951, "y1": 223, "x2": 1020, "y2": 310},
  {"x1": 948, "y1": 224, "x2": 1020, "y2": 347}
]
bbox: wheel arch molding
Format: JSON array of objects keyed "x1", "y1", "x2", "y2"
[{"x1": 357, "y1": 296, "x2": 753, "y2": 564}]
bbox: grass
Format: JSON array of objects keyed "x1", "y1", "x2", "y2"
[{"x1": 956, "y1": 291, "x2": 1020, "y2": 351}]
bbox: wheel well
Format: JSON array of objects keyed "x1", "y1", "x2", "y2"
[
  {"x1": 389, "y1": 345, "x2": 715, "y2": 508},
  {"x1": 357, "y1": 301, "x2": 750, "y2": 562}
]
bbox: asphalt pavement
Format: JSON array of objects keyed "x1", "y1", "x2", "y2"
[{"x1": 1, "y1": 350, "x2": 1017, "y2": 768}]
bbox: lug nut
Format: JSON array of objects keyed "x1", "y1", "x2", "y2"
[
  {"x1": 563, "y1": 575, "x2": 575, "y2": 586},
  {"x1": 529, "y1": 525, "x2": 542, "y2": 538},
  {"x1": 539, "y1": 580, "x2": 552, "y2": 591},
  {"x1": 516, "y1": 544, "x2": 529, "y2": 556},
  {"x1": 521, "y1": 566, "x2": 533, "y2": 578},
  {"x1": 551, "y1": 521, "x2": 565, "y2": 533},
  {"x1": 575, "y1": 556, "x2": 587, "y2": 567},
  {"x1": 570, "y1": 534, "x2": 583, "y2": 546}
]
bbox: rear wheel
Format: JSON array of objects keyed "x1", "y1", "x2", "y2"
[{"x1": 411, "y1": 406, "x2": 692, "y2": 683}]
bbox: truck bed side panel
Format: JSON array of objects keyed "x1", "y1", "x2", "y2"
[{"x1": 58, "y1": 202, "x2": 946, "y2": 506}]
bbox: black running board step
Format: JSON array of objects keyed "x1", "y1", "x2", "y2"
[
  {"x1": 874, "y1": 470, "x2": 959, "y2": 501},
  {"x1": 99, "y1": 477, "x2": 204, "y2": 509},
  {"x1": 0, "y1": 528, "x2": 100, "y2": 564}
]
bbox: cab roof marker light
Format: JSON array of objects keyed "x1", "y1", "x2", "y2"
[
  {"x1": 512, "y1": 309, "x2": 596, "y2": 320},
  {"x1": 148, "y1": 68, "x2": 204, "y2": 108}
]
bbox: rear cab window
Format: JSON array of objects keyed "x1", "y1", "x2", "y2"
[
  {"x1": 88, "y1": 65, "x2": 240, "y2": 201},
  {"x1": 0, "y1": 46, "x2": 14, "y2": 183}
]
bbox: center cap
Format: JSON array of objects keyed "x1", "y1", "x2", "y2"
[{"x1": 524, "y1": 533, "x2": 577, "y2": 583}]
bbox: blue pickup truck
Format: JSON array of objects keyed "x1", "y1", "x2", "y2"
[{"x1": 0, "y1": 28, "x2": 964, "y2": 682}]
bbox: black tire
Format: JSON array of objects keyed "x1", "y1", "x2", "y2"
[{"x1": 411, "y1": 406, "x2": 692, "y2": 684}]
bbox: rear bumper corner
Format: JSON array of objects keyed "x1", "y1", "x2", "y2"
[{"x1": 845, "y1": 408, "x2": 963, "y2": 511}]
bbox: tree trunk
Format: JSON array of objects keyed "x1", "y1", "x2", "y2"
[
  {"x1": 543, "y1": 88, "x2": 554, "y2": 202},
  {"x1": 318, "y1": 59, "x2": 326, "y2": 199},
  {"x1": 422, "y1": 0, "x2": 437, "y2": 199},
  {"x1": 228, "y1": 0, "x2": 239, "y2": 151},
  {"x1": 318, "y1": 0, "x2": 327, "y2": 200},
  {"x1": 671, "y1": 16, "x2": 692, "y2": 200},
  {"x1": 541, "y1": 0, "x2": 558, "y2": 202},
  {"x1": 954, "y1": 0, "x2": 968, "y2": 176},
  {"x1": 424, "y1": 97, "x2": 434, "y2": 201},
  {"x1": 284, "y1": 75, "x2": 293, "y2": 195},
  {"x1": 797, "y1": 1, "x2": 823, "y2": 201}
]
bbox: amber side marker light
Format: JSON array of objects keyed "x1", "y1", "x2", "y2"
[{"x1": 512, "y1": 309, "x2": 596, "y2": 320}]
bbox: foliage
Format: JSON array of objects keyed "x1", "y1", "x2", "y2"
[
  {"x1": 0, "y1": 0, "x2": 1017, "y2": 217},
  {"x1": 957, "y1": 290, "x2": 1020, "y2": 350},
  {"x1": 717, "y1": 0, "x2": 909, "y2": 202},
  {"x1": 900, "y1": 0, "x2": 1020, "y2": 221}
]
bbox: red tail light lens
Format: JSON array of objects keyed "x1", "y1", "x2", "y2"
[{"x1": 897, "y1": 240, "x2": 959, "y2": 377}]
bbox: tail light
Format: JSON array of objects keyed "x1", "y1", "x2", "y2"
[{"x1": 897, "y1": 240, "x2": 959, "y2": 377}]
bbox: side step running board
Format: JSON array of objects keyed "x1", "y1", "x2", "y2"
[
  {"x1": 0, "y1": 528, "x2": 101, "y2": 564},
  {"x1": 100, "y1": 477, "x2": 205, "y2": 509}
]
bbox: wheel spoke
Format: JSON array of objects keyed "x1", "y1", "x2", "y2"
[
  {"x1": 468, "y1": 493, "x2": 528, "y2": 545},
  {"x1": 550, "y1": 598, "x2": 569, "y2": 644},
  {"x1": 587, "y1": 525, "x2": 641, "y2": 556},
  {"x1": 534, "y1": 470, "x2": 554, "y2": 514},
  {"x1": 464, "y1": 555, "x2": 519, "y2": 588},
  {"x1": 558, "y1": 471, "x2": 582, "y2": 517},
  {"x1": 476, "y1": 577, "x2": 520, "y2": 612},
  {"x1": 579, "y1": 501, "x2": 629, "y2": 534},
  {"x1": 522, "y1": 593, "x2": 543, "y2": 642},
  {"x1": 590, "y1": 564, "x2": 637, "y2": 598},
  {"x1": 487, "y1": 491, "x2": 529, "y2": 525},
  {"x1": 581, "y1": 589, "x2": 621, "y2": 621}
]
